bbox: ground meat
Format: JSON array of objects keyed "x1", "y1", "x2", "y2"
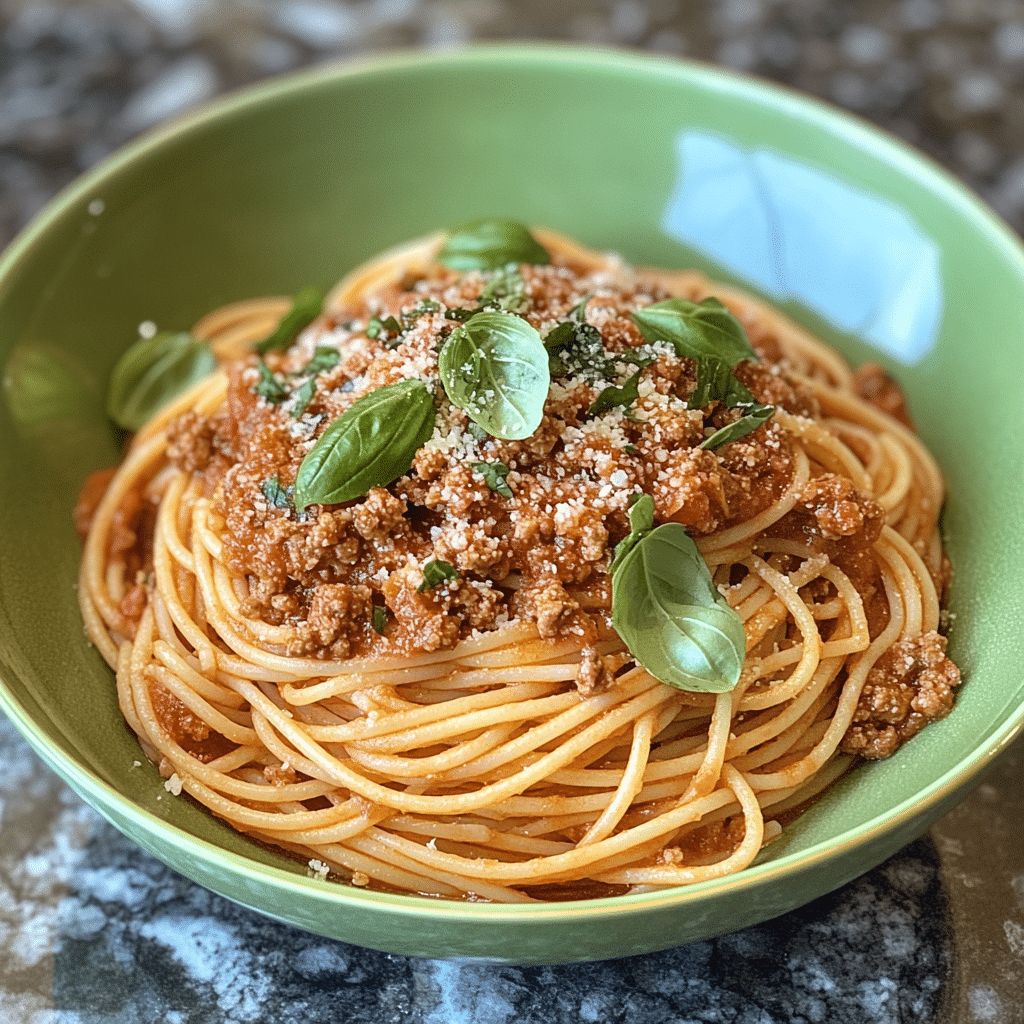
[
  {"x1": 576, "y1": 646, "x2": 613, "y2": 696},
  {"x1": 797, "y1": 474, "x2": 886, "y2": 541},
  {"x1": 74, "y1": 466, "x2": 116, "y2": 540},
  {"x1": 840, "y1": 631, "x2": 961, "y2": 759},
  {"x1": 853, "y1": 363, "x2": 913, "y2": 427},
  {"x1": 651, "y1": 446, "x2": 728, "y2": 530},
  {"x1": 352, "y1": 488, "x2": 408, "y2": 541},
  {"x1": 382, "y1": 565, "x2": 461, "y2": 652},
  {"x1": 161, "y1": 255, "x2": 939, "y2": 669},
  {"x1": 514, "y1": 578, "x2": 580, "y2": 638},
  {"x1": 166, "y1": 410, "x2": 217, "y2": 473},
  {"x1": 293, "y1": 582, "x2": 374, "y2": 656}
]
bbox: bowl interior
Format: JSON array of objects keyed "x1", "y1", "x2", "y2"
[{"x1": 2, "y1": 45, "x2": 1024, "y2": 962}]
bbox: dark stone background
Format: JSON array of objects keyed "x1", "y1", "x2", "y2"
[{"x1": 3, "y1": 0, "x2": 1024, "y2": 251}]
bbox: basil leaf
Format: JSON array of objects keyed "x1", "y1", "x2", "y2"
[
  {"x1": 438, "y1": 310, "x2": 549, "y2": 441},
  {"x1": 254, "y1": 286, "x2": 324, "y2": 354},
  {"x1": 299, "y1": 346, "x2": 340, "y2": 376},
  {"x1": 689, "y1": 356, "x2": 774, "y2": 449},
  {"x1": 688, "y1": 357, "x2": 752, "y2": 409},
  {"x1": 588, "y1": 367, "x2": 644, "y2": 417},
  {"x1": 253, "y1": 360, "x2": 288, "y2": 403},
  {"x1": 261, "y1": 476, "x2": 294, "y2": 509},
  {"x1": 608, "y1": 493, "x2": 655, "y2": 575},
  {"x1": 630, "y1": 297, "x2": 757, "y2": 367},
  {"x1": 293, "y1": 378, "x2": 436, "y2": 510},
  {"x1": 700, "y1": 403, "x2": 774, "y2": 450},
  {"x1": 372, "y1": 605, "x2": 388, "y2": 634},
  {"x1": 106, "y1": 331, "x2": 217, "y2": 431},
  {"x1": 418, "y1": 559, "x2": 458, "y2": 592},
  {"x1": 472, "y1": 460, "x2": 513, "y2": 498},
  {"x1": 437, "y1": 219, "x2": 550, "y2": 271},
  {"x1": 612, "y1": 522, "x2": 745, "y2": 693}
]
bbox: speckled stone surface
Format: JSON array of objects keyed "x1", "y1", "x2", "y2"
[{"x1": 3, "y1": 2, "x2": 1024, "y2": 1021}]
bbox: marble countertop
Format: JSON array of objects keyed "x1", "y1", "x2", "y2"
[
  {"x1": 3, "y1": 2, "x2": 1024, "y2": 1021},
  {"x1": 3, "y1": 707, "x2": 1021, "y2": 1023}
]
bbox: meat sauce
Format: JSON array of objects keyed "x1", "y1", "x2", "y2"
[{"x1": 87, "y1": 258, "x2": 958, "y2": 763}]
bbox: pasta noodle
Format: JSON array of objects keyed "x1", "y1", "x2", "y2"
[{"x1": 78, "y1": 226, "x2": 960, "y2": 902}]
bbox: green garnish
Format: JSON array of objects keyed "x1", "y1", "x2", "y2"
[
  {"x1": 261, "y1": 476, "x2": 294, "y2": 509},
  {"x1": 106, "y1": 331, "x2": 217, "y2": 431},
  {"x1": 299, "y1": 347, "x2": 340, "y2": 376},
  {"x1": 629, "y1": 296, "x2": 758, "y2": 366},
  {"x1": 588, "y1": 367, "x2": 644, "y2": 418},
  {"x1": 254, "y1": 287, "x2": 324, "y2": 355},
  {"x1": 418, "y1": 560, "x2": 459, "y2": 592},
  {"x1": 609, "y1": 495, "x2": 745, "y2": 693},
  {"x1": 631, "y1": 297, "x2": 774, "y2": 449},
  {"x1": 699, "y1": 402, "x2": 774, "y2": 451},
  {"x1": 288, "y1": 347, "x2": 341, "y2": 418},
  {"x1": 437, "y1": 219, "x2": 550, "y2": 272},
  {"x1": 366, "y1": 314, "x2": 402, "y2": 344},
  {"x1": 372, "y1": 606, "x2": 388, "y2": 634},
  {"x1": 476, "y1": 265, "x2": 530, "y2": 313},
  {"x1": 472, "y1": 460, "x2": 513, "y2": 498},
  {"x1": 290, "y1": 377, "x2": 317, "y2": 418},
  {"x1": 293, "y1": 378, "x2": 436, "y2": 510},
  {"x1": 438, "y1": 310, "x2": 549, "y2": 441},
  {"x1": 544, "y1": 294, "x2": 611, "y2": 380},
  {"x1": 253, "y1": 361, "x2": 288, "y2": 403},
  {"x1": 402, "y1": 298, "x2": 441, "y2": 323}
]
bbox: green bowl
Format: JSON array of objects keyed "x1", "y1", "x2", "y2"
[{"x1": 2, "y1": 45, "x2": 1022, "y2": 965}]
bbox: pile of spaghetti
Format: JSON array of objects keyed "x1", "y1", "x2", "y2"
[{"x1": 78, "y1": 224, "x2": 960, "y2": 902}]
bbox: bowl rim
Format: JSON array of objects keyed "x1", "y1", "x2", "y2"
[{"x1": 3, "y1": 41, "x2": 1024, "y2": 924}]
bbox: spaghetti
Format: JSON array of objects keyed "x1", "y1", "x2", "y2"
[{"x1": 78, "y1": 227, "x2": 960, "y2": 902}]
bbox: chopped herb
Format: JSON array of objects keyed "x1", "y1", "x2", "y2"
[
  {"x1": 418, "y1": 560, "x2": 458, "y2": 592},
  {"x1": 254, "y1": 360, "x2": 288, "y2": 403},
  {"x1": 402, "y1": 298, "x2": 441, "y2": 323},
  {"x1": 472, "y1": 460, "x2": 513, "y2": 498},
  {"x1": 544, "y1": 298, "x2": 610, "y2": 380},
  {"x1": 254, "y1": 287, "x2": 324, "y2": 355},
  {"x1": 288, "y1": 346, "x2": 340, "y2": 417},
  {"x1": 444, "y1": 306, "x2": 479, "y2": 323},
  {"x1": 477, "y1": 265, "x2": 529, "y2": 313},
  {"x1": 366, "y1": 314, "x2": 402, "y2": 344},
  {"x1": 588, "y1": 367, "x2": 644, "y2": 417},
  {"x1": 372, "y1": 606, "x2": 388, "y2": 635},
  {"x1": 620, "y1": 344, "x2": 661, "y2": 368},
  {"x1": 700, "y1": 403, "x2": 774, "y2": 450},
  {"x1": 622, "y1": 444, "x2": 639, "y2": 455},
  {"x1": 689, "y1": 357, "x2": 774, "y2": 450},
  {"x1": 261, "y1": 476, "x2": 293, "y2": 509},
  {"x1": 298, "y1": 346, "x2": 340, "y2": 376},
  {"x1": 291, "y1": 376, "x2": 317, "y2": 417}
]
